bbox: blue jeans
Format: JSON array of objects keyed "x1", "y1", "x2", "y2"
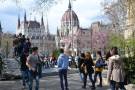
[
  {"x1": 110, "y1": 80, "x2": 126, "y2": 90},
  {"x1": 28, "y1": 70, "x2": 39, "y2": 90},
  {"x1": 83, "y1": 72, "x2": 95, "y2": 87},
  {"x1": 21, "y1": 69, "x2": 29, "y2": 86},
  {"x1": 94, "y1": 71, "x2": 102, "y2": 86},
  {"x1": 79, "y1": 72, "x2": 83, "y2": 81},
  {"x1": 59, "y1": 69, "x2": 68, "y2": 90}
]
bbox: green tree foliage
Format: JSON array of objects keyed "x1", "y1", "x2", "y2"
[
  {"x1": 52, "y1": 49, "x2": 60, "y2": 59},
  {"x1": 123, "y1": 56, "x2": 135, "y2": 84},
  {"x1": 107, "y1": 32, "x2": 125, "y2": 49},
  {"x1": 125, "y1": 37, "x2": 135, "y2": 56}
]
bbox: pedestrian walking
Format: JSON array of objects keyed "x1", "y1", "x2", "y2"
[
  {"x1": 107, "y1": 47, "x2": 126, "y2": 90},
  {"x1": 94, "y1": 51, "x2": 107, "y2": 87},
  {"x1": 57, "y1": 48, "x2": 69, "y2": 90},
  {"x1": 78, "y1": 53, "x2": 85, "y2": 81},
  {"x1": 26, "y1": 47, "x2": 42, "y2": 90},
  {"x1": 20, "y1": 51, "x2": 29, "y2": 89},
  {"x1": 81, "y1": 52, "x2": 95, "y2": 89}
]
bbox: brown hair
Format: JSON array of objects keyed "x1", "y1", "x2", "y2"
[
  {"x1": 111, "y1": 47, "x2": 118, "y2": 55},
  {"x1": 85, "y1": 52, "x2": 92, "y2": 60}
]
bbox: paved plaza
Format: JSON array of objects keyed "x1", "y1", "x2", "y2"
[
  {"x1": 0, "y1": 73, "x2": 109, "y2": 90},
  {"x1": 0, "y1": 69, "x2": 135, "y2": 90},
  {"x1": 0, "y1": 56, "x2": 134, "y2": 90},
  {"x1": 0, "y1": 59, "x2": 135, "y2": 90}
]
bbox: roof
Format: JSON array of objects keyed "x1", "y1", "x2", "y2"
[
  {"x1": 20, "y1": 20, "x2": 40, "y2": 28},
  {"x1": 28, "y1": 21, "x2": 40, "y2": 28},
  {"x1": 61, "y1": 9, "x2": 79, "y2": 26}
]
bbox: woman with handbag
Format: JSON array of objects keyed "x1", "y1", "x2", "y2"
[
  {"x1": 94, "y1": 51, "x2": 107, "y2": 87},
  {"x1": 81, "y1": 52, "x2": 95, "y2": 89}
]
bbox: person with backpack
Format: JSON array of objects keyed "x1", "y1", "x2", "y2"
[
  {"x1": 26, "y1": 47, "x2": 42, "y2": 90},
  {"x1": 94, "y1": 51, "x2": 107, "y2": 87}
]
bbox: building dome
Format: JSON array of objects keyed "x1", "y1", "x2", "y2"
[
  {"x1": 61, "y1": 9, "x2": 79, "y2": 27},
  {"x1": 61, "y1": 1, "x2": 79, "y2": 27}
]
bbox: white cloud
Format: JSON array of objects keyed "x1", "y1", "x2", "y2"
[{"x1": 0, "y1": 0, "x2": 105, "y2": 34}]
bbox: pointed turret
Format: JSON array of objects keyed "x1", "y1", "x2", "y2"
[
  {"x1": 68, "y1": 0, "x2": 72, "y2": 10},
  {"x1": 0, "y1": 21, "x2": 2, "y2": 33},
  {"x1": 46, "y1": 18, "x2": 49, "y2": 35},
  {"x1": 24, "y1": 12, "x2": 27, "y2": 23},
  {"x1": 41, "y1": 14, "x2": 44, "y2": 26},
  {"x1": 57, "y1": 27, "x2": 59, "y2": 36},
  {"x1": 18, "y1": 15, "x2": 20, "y2": 29},
  {"x1": 0, "y1": 21, "x2": 2, "y2": 47}
]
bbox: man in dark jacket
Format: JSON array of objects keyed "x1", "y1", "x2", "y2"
[{"x1": 20, "y1": 51, "x2": 29, "y2": 89}]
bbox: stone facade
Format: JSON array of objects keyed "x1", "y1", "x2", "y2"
[{"x1": 16, "y1": 13, "x2": 56, "y2": 54}]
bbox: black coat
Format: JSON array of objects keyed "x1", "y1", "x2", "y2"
[
  {"x1": 78, "y1": 57, "x2": 84, "y2": 73},
  {"x1": 20, "y1": 54, "x2": 28, "y2": 71},
  {"x1": 83, "y1": 59, "x2": 94, "y2": 74}
]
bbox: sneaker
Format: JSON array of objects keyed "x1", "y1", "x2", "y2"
[
  {"x1": 82, "y1": 86, "x2": 86, "y2": 89},
  {"x1": 91, "y1": 86, "x2": 96, "y2": 90},
  {"x1": 97, "y1": 84, "x2": 102, "y2": 87},
  {"x1": 22, "y1": 86, "x2": 26, "y2": 89},
  {"x1": 65, "y1": 87, "x2": 69, "y2": 90}
]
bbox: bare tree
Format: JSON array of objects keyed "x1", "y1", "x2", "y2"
[{"x1": 103, "y1": 0, "x2": 127, "y2": 32}]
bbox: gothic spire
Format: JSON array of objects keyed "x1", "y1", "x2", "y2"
[
  {"x1": 24, "y1": 11, "x2": 27, "y2": 22},
  {"x1": 68, "y1": 0, "x2": 72, "y2": 10},
  {"x1": 46, "y1": 18, "x2": 49, "y2": 35},
  {"x1": 0, "y1": 21, "x2": 2, "y2": 32},
  {"x1": 41, "y1": 14, "x2": 44, "y2": 26},
  {"x1": 57, "y1": 27, "x2": 59, "y2": 36},
  {"x1": 18, "y1": 15, "x2": 20, "y2": 29}
]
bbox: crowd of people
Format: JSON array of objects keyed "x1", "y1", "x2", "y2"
[
  {"x1": 13, "y1": 33, "x2": 42, "y2": 90},
  {"x1": 57, "y1": 47, "x2": 126, "y2": 90},
  {"x1": 12, "y1": 34, "x2": 126, "y2": 90}
]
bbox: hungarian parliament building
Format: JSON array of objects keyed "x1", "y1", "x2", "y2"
[
  {"x1": 16, "y1": 1, "x2": 112, "y2": 55},
  {"x1": 55, "y1": 1, "x2": 112, "y2": 54},
  {"x1": 16, "y1": 13, "x2": 56, "y2": 54}
]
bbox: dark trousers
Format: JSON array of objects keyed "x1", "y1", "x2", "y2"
[
  {"x1": 94, "y1": 71, "x2": 102, "y2": 86},
  {"x1": 110, "y1": 80, "x2": 126, "y2": 90},
  {"x1": 59, "y1": 69, "x2": 68, "y2": 90},
  {"x1": 83, "y1": 72, "x2": 95, "y2": 87},
  {"x1": 21, "y1": 69, "x2": 29, "y2": 86}
]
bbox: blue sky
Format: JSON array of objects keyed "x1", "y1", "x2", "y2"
[{"x1": 0, "y1": 0, "x2": 106, "y2": 34}]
